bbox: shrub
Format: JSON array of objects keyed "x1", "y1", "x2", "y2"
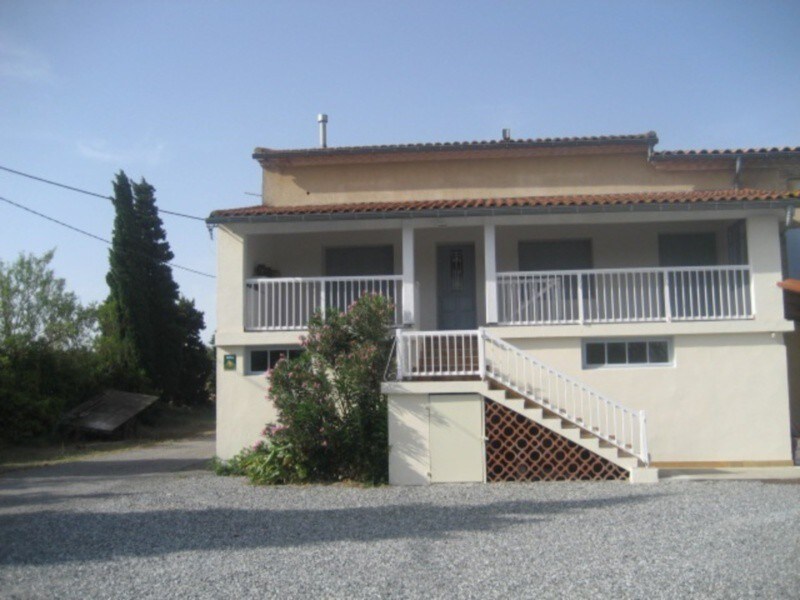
[
  {"x1": 213, "y1": 433, "x2": 306, "y2": 485},
  {"x1": 0, "y1": 341, "x2": 103, "y2": 444},
  {"x1": 228, "y1": 294, "x2": 394, "y2": 485}
]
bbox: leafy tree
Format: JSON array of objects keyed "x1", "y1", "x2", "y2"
[
  {"x1": 0, "y1": 249, "x2": 95, "y2": 349},
  {"x1": 101, "y1": 171, "x2": 210, "y2": 404},
  {"x1": 175, "y1": 296, "x2": 212, "y2": 406},
  {"x1": 0, "y1": 250, "x2": 100, "y2": 442}
]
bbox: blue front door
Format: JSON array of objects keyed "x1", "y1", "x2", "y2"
[{"x1": 437, "y1": 244, "x2": 477, "y2": 330}]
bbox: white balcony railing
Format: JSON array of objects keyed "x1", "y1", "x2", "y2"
[
  {"x1": 245, "y1": 276, "x2": 403, "y2": 331},
  {"x1": 497, "y1": 265, "x2": 753, "y2": 326}
]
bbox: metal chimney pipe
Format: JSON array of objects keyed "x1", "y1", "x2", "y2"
[
  {"x1": 502, "y1": 128, "x2": 511, "y2": 141},
  {"x1": 317, "y1": 113, "x2": 328, "y2": 148}
]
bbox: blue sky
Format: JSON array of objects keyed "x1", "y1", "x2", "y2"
[{"x1": 2, "y1": 1, "x2": 799, "y2": 341}]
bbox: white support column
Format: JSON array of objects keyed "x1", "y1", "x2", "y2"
[
  {"x1": 401, "y1": 223, "x2": 415, "y2": 327},
  {"x1": 484, "y1": 223, "x2": 498, "y2": 324},
  {"x1": 745, "y1": 215, "x2": 783, "y2": 325}
]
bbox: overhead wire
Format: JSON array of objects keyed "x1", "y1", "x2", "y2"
[
  {"x1": 0, "y1": 164, "x2": 207, "y2": 221},
  {"x1": 0, "y1": 194, "x2": 215, "y2": 278}
]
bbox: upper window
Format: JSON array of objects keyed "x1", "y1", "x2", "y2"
[
  {"x1": 325, "y1": 245, "x2": 394, "y2": 276},
  {"x1": 249, "y1": 347, "x2": 303, "y2": 374},
  {"x1": 518, "y1": 239, "x2": 593, "y2": 271},
  {"x1": 583, "y1": 339, "x2": 672, "y2": 368},
  {"x1": 658, "y1": 233, "x2": 717, "y2": 267}
]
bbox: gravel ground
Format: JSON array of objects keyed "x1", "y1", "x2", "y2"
[{"x1": 1, "y1": 440, "x2": 799, "y2": 599}]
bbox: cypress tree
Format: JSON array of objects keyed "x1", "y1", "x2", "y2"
[
  {"x1": 100, "y1": 172, "x2": 210, "y2": 404},
  {"x1": 99, "y1": 172, "x2": 150, "y2": 391},
  {"x1": 131, "y1": 179, "x2": 182, "y2": 400}
]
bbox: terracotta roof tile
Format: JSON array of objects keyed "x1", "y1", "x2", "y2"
[
  {"x1": 653, "y1": 146, "x2": 800, "y2": 158},
  {"x1": 253, "y1": 132, "x2": 658, "y2": 160},
  {"x1": 209, "y1": 189, "x2": 799, "y2": 221}
]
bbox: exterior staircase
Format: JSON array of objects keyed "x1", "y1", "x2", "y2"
[{"x1": 394, "y1": 328, "x2": 658, "y2": 483}]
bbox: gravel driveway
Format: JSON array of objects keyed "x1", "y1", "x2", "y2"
[{"x1": 1, "y1": 437, "x2": 798, "y2": 599}]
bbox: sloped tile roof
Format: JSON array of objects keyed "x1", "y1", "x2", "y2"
[
  {"x1": 209, "y1": 189, "x2": 799, "y2": 221},
  {"x1": 253, "y1": 132, "x2": 658, "y2": 160},
  {"x1": 652, "y1": 147, "x2": 800, "y2": 158}
]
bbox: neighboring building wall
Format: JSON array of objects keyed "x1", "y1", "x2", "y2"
[{"x1": 261, "y1": 152, "x2": 789, "y2": 207}]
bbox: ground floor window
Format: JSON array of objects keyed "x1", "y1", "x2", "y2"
[
  {"x1": 249, "y1": 347, "x2": 303, "y2": 374},
  {"x1": 583, "y1": 339, "x2": 671, "y2": 368}
]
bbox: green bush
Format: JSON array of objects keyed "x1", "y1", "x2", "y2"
[
  {"x1": 225, "y1": 294, "x2": 393, "y2": 485},
  {"x1": 213, "y1": 434, "x2": 306, "y2": 484},
  {"x1": 0, "y1": 342, "x2": 103, "y2": 444}
]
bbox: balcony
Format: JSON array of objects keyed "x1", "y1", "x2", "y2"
[
  {"x1": 497, "y1": 265, "x2": 753, "y2": 325},
  {"x1": 244, "y1": 276, "x2": 403, "y2": 331},
  {"x1": 242, "y1": 266, "x2": 753, "y2": 331}
]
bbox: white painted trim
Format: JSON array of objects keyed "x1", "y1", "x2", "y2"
[
  {"x1": 402, "y1": 223, "x2": 416, "y2": 325},
  {"x1": 484, "y1": 223, "x2": 498, "y2": 324},
  {"x1": 581, "y1": 338, "x2": 674, "y2": 369}
]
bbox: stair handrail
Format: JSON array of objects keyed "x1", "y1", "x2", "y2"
[{"x1": 480, "y1": 329, "x2": 649, "y2": 465}]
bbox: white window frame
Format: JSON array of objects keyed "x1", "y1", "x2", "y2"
[
  {"x1": 247, "y1": 346, "x2": 303, "y2": 375},
  {"x1": 582, "y1": 338, "x2": 673, "y2": 369}
]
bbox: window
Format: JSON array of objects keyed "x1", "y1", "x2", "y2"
[
  {"x1": 249, "y1": 347, "x2": 303, "y2": 374},
  {"x1": 583, "y1": 339, "x2": 672, "y2": 368},
  {"x1": 518, "y1": 239, "x2": 593, "y2": 271},
  {"x1": 325, "y1": 245, "x2": 394, "y2": 276},
  {"x1": 658, "y1": 233, "x2": 717, "y2": 267}
]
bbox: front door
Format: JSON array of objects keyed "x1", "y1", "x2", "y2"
[{"x1": 437, "y1": 244, "x2": 477, "y2": 330}]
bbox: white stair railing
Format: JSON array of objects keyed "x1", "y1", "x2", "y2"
[
  {"x1": 395, "y1": 330, "x2": 480, "y2": 379},
  {"x1": 481, "y1": 330, "x2": 648, "y2": 464},
  {"x1": 393, "y1": 329, "x2": 649, "y2": 465}
]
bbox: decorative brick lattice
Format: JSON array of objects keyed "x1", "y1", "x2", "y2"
[{"x1": 484, "y1": 399, "x2": 628, "y2": 482}]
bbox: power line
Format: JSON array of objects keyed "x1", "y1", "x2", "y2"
[
  {"x1": 0, "y1": 194, "x2": 215, "y2": 278},
  {"x1": 0, "y1": 164, "x2": 207, "y2": 222}
]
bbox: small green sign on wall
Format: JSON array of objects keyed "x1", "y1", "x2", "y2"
[{"x1": 223, "y1": 354, "x2": 236, "y2": 371}]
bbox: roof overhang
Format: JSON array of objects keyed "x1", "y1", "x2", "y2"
[{"x1": 207, "y1": 193, "x2": 800, "y2": 225}]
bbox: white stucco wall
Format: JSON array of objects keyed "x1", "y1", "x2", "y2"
[
  {"x1": 510, "y1": 332, "x2": 792, "y2": 465},
  {"x1": 215, "y1": 345, "x2": 278, "y2": 460}
]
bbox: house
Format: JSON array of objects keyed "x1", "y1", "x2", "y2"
[{"x1": 207, "y1": 130, "x2": 800, "y2": 484}]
